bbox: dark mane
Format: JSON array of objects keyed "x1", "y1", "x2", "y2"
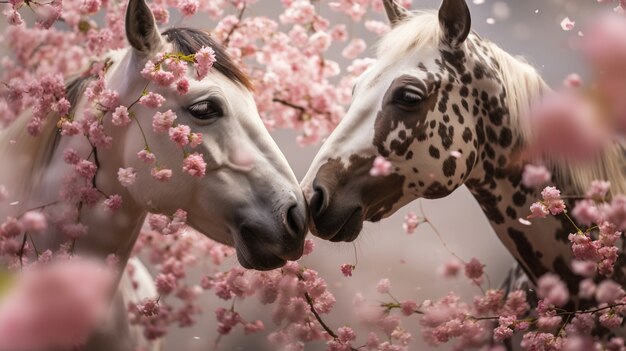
[
  {"x1": 162, "y1": 27, "x2": 253, "y2": 90},
  {"x1": 63, "y1": 27, "x2": 253, "y2": 116}
]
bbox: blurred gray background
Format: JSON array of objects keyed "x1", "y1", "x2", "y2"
[{"x1": 0, "y1": 0, "x2": 611, "y2": 350}]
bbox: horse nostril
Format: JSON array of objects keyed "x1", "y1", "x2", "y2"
[
  {"x1": 285, "y1": 204, "x2": 306, "y2": 238},
  {"x1": 309, "y1": 186, "x2": 328, "y2": 217}
]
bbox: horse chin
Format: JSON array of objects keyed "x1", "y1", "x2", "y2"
[
  {"x1": 234, "y1": 244, "x2": 287, "y2": 271},
  {"x1": 310, "y1": 207, "x2": 364, "y2": 243}
]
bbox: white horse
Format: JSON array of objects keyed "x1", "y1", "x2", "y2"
[
  {"x1": 0, "y1": 0, "x2": 308, "y2": 348},
  {"x1": 301, "y1": 0, "x2": 625, "y2": 310}
]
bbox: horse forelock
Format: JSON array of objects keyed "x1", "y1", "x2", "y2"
[
  {"x1": 376, "y1": 11, "x2": 440, "y2": 64},
  {"x1": 163, "y1": 27, "x2": 254, "y2": 91}
]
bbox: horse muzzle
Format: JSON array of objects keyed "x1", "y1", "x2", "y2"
[
  {"x1": 232, "y1": 200, "x2": 308, "y2": 271},
  {"x1": 307, "y1": 184, "x2": 364, "y2": 242}
]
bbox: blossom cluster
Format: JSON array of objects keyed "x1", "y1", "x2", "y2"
[
  {"x1": 2, "y1": 1, "x2": 626, "y2": 351},
  {"x1": 530, "y1": 12, "x2": 626, "y2": 161},
  {"x1": 0, "y1": 0, "x2": 396, "y2": 348}
]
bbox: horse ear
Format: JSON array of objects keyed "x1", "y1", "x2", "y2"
[
  {"x1": 383, "y1": 0, "x2": 411, "y2": 27},
  {"x1": 438, "y1": 0, "x2": 471, "y2": 46},
  {"x1": 125, "y1": 0, "x2": 162, "y2": 54}
]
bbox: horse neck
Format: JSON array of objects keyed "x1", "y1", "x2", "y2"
[
  {"x1": 460, "y1": 46, "x2": 626, "y2": 290},
  {"x1": 465, "y1": 166, "x2": 582, "y2": 289},
  {"x1": 14, "y1": 98, "x2": 148, "y2": 276},
  {"x1": 460, "y1": 48, "x2": 584, "y2": 289},
  {"x1": 50, "y1": 132, "x2": 146, "y2": 270}
]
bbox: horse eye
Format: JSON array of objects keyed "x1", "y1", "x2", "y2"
[
  {"x1": 394, "y1": 89, "x2": 423, "y2": 105},
  {"x1": 188, "y1": 100, "x2": 223, "y2": 121}
]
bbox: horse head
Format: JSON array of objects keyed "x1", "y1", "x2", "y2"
[
  {"x1": 101, "y1": 0, "x2": 308, "y2": 269},
  {"x1": 301, "y1": 0, "x2": 520, "y2": 242}
]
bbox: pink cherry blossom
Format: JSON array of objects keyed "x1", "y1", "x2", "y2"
[
  {"x1": 572, "y1": 199, "x2": 599, "y2": 226},
  {"x1": 337, "y1": 326, "x2": 356, "y2": 343},
  {"x1": 530, "y1": 91, "x2": 607, "y2": 161},
  {"x1": 571, "y1": 260, "x2": 596, "y2": 277},
  {"x1": 541, "y1": 186, "x2": 566, "y2": 215},
  {"x1": 341, "y1": 39, "x2": 366, "y2": 60},
  {"x1": 604, "y1": 194, "x2": 626, "y2": 230},
  {"x1": 0, "y1": 258, "x2": 114, "y2": 351},
  {"x1": 586, "y1": 180, "x2": 610, "y2": 200},
  {"x1": 141, "y1": 60, "x2": 157, "y2": 80},
  {"x1": 179, "y1": 0, "x2": 199, "y2": 16},
  {"x1": 152, "y1": 110, "x2": 177, "y2": 133},
  {"x1": 176, "y1": 78, "x2": 190, "y2": 95},
  {"x1": 194, "y1": 46, "x2": 216, "y2": 80},
  {"x1": 137, "y1": 298, "x2": 160, "y2": 317},
  {"x1": 182, "y1": 153, "x2": 207, "y2": 177},
  {"x1": 139, "y1": 92, "x2": 166, "y2": 109},
  {"x1": 63, "y1": 148, "x2": 81, "y2": 165},
  {"x1": 464, "y1": 258, "x2": 484, "y2": 281},
  {"x1": 117, "y1": 167, "x2": 137, "y2": 187},
  {"x1": 537, "y1": 273, "x2": 569, "y2": 307},
  {"x1": 60, "y1": 120, "x2": 81, "y2": 136},
  {"x1": 595, "y1": 279, "x2": 625, "y2": 304},
  {"x1": 528, "y1": 202, "x2": 549, "y2": 219},
  {"x1": 104, "y1": 195, "x2": 122, "y2": 212},
  {"x1": 189, "y1": 132, "x2": 203, "y2": 148},
  {"x1": 522, "y1": 164, "x2": 551, "y2": 188},
  {"x1": 3, "y1": 9, "x2": 23, "y2": 25},
  {"x1": 169, "y1": 124, "x2": 191, "y2": 147},
  {"x1": 400, "y1": 300, "x2": 418, "y2": 316},
  {"x1": 364, "y1": 20, "x2": 390, "y2": 35},
  {"x1": 340, "y1": 264, "x2": 354, "y2": 277},
  {"x1": 151, "y1": 168, "x2": 173, "y2": 182},
  {"x1": 563, "y1": 73, "x2": 583, "y2": 88},
  {"x1": 154, "y1": 70, "x2": 176, "y2": 87},
  {"x1": 111, "y1": 105, "x2": 131, "y2": 127},
  {"x1": 402, "y1": 211, "x2": 420, "y2": 234},
  {"x1": 376, "y1": 278, "x2": 391, "y2": 294},
  {"x1": 370, "y1": 156, "x2": 392, "y2": 177},
  {"x1": 21, "y1": 211, "x2": 47, "y2": 233},
  {"x1": 579, "y1": 278, "x2": 597, "y2": 299},
  {"x1": 155, "y1": 273, "x2": 177, "y2": 295},
  {"x1": 561, "y1": 17, "x2": 575, "y2": 31},
  {"x1": 440, "y1": 258, "x2": 463, "y2": 278},
  {"x1": 99, "y1": 89, "x2": 119, "y2": 110},
  {"x1": 137, "y1": 149, "x2": 157, "y2": 164},
  {"x1": 75, "y1": 160, "x2": 97, "y2": 179}
]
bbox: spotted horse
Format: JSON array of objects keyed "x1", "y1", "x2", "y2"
[{"x1": 301, "y1": 0, "x2": 626, "y2": 339}]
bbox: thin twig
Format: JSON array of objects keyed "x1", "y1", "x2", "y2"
[
  {"x1": 382, "y1": 302, "x2": 424, "y2": 315},
  {"x1": 18, "y1": 234, "x2": 28, "y2": 269},
  {"x1": 419, "y1": 200, "x2": 491, "y2": 291},
  {"x1": 29, "y1": 233, "x2": 40, "y2": 257},
  {"x1": 298, "y1": 272, "x2": 358, "y2": 351},
  {"x1": 273, "y1": 98, "x2": 305, "y2": 112},
  {"x1": 418, "y1": 200, "x2": 463, "y2": 262},
  {"x1": 303, "y1": 290, "x2": 337, "y2": 338},
  {"x1": 467, "y1": 303, "x2": 626, "y2": 322},
  {"x1": 563, "y1": 212, "x2": 583, "y2": 234},
  {"x1": 223, "y1": 3, "x2": 247, "y2": 47}
]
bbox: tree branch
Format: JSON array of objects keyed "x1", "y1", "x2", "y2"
[
  {"x1": 272, "y1": 98, "x2": 306, "y2": 113},
  {"x1": 223, "y1": 3, "x2": 247, "y2": 47},
  {"x1": 299, "y1": 273, "x2": 357, "y2": 351}
]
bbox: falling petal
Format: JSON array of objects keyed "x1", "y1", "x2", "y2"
[{"x1": 561, "y1": 17, "x2": 575, "y2": 31}]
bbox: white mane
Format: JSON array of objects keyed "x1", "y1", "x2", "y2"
[{"x1": 376, "y1": 11, "x2": 441, "y2": 63}]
